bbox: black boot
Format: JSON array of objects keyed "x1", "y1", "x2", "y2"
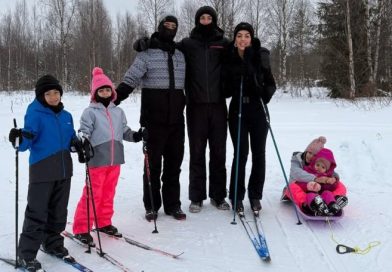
[
  {"x1": 41, "y1": 245, "x2": 75, "y2": 262},
  {"x1": 249, "y1": 199, "x2": 262, "y2": 212},
  {"x1": 74, "y1": 232, "x2": 95, "y2": 247},
  {"x1": 328, "y1": 202, "x2": 342, "y2": 216},
  {"x1": 18, "y1": 258, "x2": 44, "y2": 272},
  {"x1": 309, "y1": 195, "x2": 329, "y2": 215},
  {"x1": 97, "y1": 225, "x2": 122, "y2": 237},
  {"x1": 145, "y1": 209, "x2": 158, "y2": 221},
  {"x1": 335, "y1": 195, "x2": 348, "y2": 209},
  {"x1": 231, "y1": 200, "x2": 244, "y2": 213},
  {"x1": 166, "y1": 208, "x2": 186, "y2": 220}
]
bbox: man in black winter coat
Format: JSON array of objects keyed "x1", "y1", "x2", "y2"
[{"x1": 177, "y1": 6, "x2": 230, "y2": 213}]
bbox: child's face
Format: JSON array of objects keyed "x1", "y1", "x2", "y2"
[
  {"x1": 97, "y1": 87, "x2": 112, "y2": 98},
  {"x1": 305, "y1": 151, "x2": 314, "y2": 164},
  {"x1": 44, "y1": 89, "x2": 61, "y2": 106},
  {"x1": 314, "y1": 160, "x2": 327, "y2": 174}
]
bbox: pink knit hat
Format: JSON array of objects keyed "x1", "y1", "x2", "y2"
[
  {"x1": 90, "y1": 67, "x2": 117, "y2": 102},
  {"x1": 305, "y1": 136, "x2": 326, "y2": 154}
]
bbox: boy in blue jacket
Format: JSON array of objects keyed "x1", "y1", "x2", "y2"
[{"x1": 8, "y1": 75, "x2": 84, "y2": 272}]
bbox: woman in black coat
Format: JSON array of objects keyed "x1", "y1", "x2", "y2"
[{"x1": 224, "y1": 22, "x2": 276, "y2": 213}]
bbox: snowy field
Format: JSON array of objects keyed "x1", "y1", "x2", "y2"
[{"x1": 0, "y1": 89, "x2": 391, "y2": 272}]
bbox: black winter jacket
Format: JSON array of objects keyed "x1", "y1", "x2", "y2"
[
  {"x1": 177, "y1": 27, "x2": 229, "y2": 104},
  {"x1": 223, "y1": 38, "x2": 276, "y2": 106}
]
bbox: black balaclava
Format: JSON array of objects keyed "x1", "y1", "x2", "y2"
[
  {"x1": 94, "y1": 87, "x2": 113, "y2": 108},
  {"x1": 158, "y1": 15, "x2": 178, "y2": 43},
  {"x1": 194, "y1": 6, "x2": 217, "y2": 38}
]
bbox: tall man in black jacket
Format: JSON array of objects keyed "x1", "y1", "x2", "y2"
[{"x1": 177, "y1": 6, "x2": 230, "y2": 213}]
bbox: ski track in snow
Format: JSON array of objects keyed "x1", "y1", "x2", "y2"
[{"x1": 1, "y1": 91, "x2": 392, "y2": 272}]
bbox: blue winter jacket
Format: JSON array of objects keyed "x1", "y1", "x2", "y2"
[{"x1": 19, "y1": 99, "x2": 76, "y2": 183}]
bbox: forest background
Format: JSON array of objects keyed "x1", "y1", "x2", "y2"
[{"x1": 0, "y1": 0, "x2": 391, "y2": 100}]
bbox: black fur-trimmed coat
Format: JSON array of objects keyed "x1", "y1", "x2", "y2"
[{"x1": 223, "y1": 38, "x2": 276, "y2": 105}]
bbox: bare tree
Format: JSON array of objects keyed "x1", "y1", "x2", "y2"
[
  {"x1": 137, "y1": 0, "x2": 173, "y2": 34},
  {"x1": 373, "y1": 0, "x2": 384, "y2": 84},
  {"x1": 178, "y1": 0, "x2": 199, "y2": 38},
  {"x1": 346, "y1": 0, "x2": 356, "y2": 98},
  {"x1": 267, "y1": 0, "x2": 297, "y2": 88},
  {"x1": 41, "y1": 0, "x2": 77, "y2": 89}
]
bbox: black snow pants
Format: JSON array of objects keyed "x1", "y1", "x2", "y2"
[
  {"x1": 186, "y1": 103, "x2": 228, "y2": 202},
  {"x1": 143, "y1": 123, "x2": 185, "y2": 214},
  {"x1": 228, "y1": 98, "x2": 268, "y2": 202},
  {"x1": 18, "y1": 178, "x2": 71, "y2": 260}
]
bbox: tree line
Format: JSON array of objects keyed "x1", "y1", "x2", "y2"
[{"x1": 0, "y1": 0, "x2": 391, "y2": 98}]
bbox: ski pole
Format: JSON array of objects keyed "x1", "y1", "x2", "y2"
[
  {"x1": 259, "y1": 98, "x2": 302, "y2": 225},
  {"x1": 85, "y1": 164, "x2": 105, "y2": 255},
  {"x1": 13, "y1": 118, "x2": 19, "y2": 268},
  {"x1": 85, "y1": 165, "x2": 92, "y2": 254},
  {"x1": 81, "y1": 136, "x2": 105, "y2": 255},
  {"x1": 143, "y1": 133, "x2": 159, "y2": 234},
  {"x1": 231, "y1": 76, "x2": 244, "y2": 225}
]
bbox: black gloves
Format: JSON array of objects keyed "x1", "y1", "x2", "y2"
[
  {"x1": 133, "y1": 128, "x2": 148, "y2": 142},
  {"x1": 71, "y1": 136, "x2": 93, "y2": 163},
  {"x1": 114, "y1": 82, "x2": 134, "y2": 105},
  {"x1": 9, "y1": 128, "x2": 23, "y2": 147},
  {"x1": 133, "y1": 37, "x2": 150, "y2": 52}
]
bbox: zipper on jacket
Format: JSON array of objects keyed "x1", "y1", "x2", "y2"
[
  {"x1": 106, "y1": 108, "x2": 115, "y2": 165},
  {"x1": 205, "y1": 42, "x2": 210, "y2": 102},
  {"x1": 55, "y1": 113, "x2": 66, "y2": 178}
]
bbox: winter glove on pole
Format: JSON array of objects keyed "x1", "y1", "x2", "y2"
[{"x1": 9, "y1": 128, "x2": 22, "y2": 147}]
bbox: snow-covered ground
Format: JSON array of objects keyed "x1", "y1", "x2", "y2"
[{"x1": 0, "y1": 90, "x2": 391, "y2": 272}]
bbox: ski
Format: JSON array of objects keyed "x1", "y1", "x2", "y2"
[
  {"x1": 0, "y1": 257, "x2": 46, "y2": 272},
  {"x1": 62, "y1": 230, "x2": 135, "y2": 272},
  {"x1": 40, "y1": 248, "x2": 94, "y2": 272},
  {"x1": 253, "y1": 211, "x2": 271, "y2": 262},
  {"x1": 237, "y1": 212, "x2": 271, "y2": 262},
  {"x1": 94, "y1": 231, "x2": 184, "y2": 259}
]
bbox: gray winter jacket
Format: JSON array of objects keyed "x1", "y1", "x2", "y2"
[
  {"x1": 123, "y1": 49, "x2": 185, "y2": 90},
  {"x1": 80, "y1": 102, "x2": 136, "y2": 167}
]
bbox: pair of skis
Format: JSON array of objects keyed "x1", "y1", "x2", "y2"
[
  {"x1": 94, "y1": 230, "x2": 184, "y2": 259},
  {"x1": 62, "y1": 230, "x2": 134, "y2": 272},
  {"x1": 237, "y1": 211, "x2": 271, "y2": 262}
]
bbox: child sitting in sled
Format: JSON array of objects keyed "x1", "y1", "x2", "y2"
[
  {"x1": 282, "y1": 136, "x2": 348, "y2": 216},
  {"x1": 297, "y1": 148, "x2": 343, "y2": 215}
]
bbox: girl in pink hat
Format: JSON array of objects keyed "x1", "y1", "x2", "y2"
[
  {"x1": 282, "y1": 136, "x2": 348, "y2": 216},
  {"x1": 72, "y1": 67, "x2": 145, "y2": 246}
]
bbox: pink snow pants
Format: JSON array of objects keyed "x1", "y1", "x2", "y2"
[{"x1": 73, "y1": 165, "x2": 120, "y2": 234}]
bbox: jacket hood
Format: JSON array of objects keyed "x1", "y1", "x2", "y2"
[{"x1": 305, "y1": 148, "x2": 337, "y2": 177}]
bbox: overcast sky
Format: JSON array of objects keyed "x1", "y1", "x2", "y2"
[{"x1": 0, "y1": 0, "x2": 140, "y2": 18}]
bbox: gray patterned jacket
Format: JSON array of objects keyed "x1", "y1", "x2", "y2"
[{"x1": 123, "y1": 48, "x2": 186, "y2": 126}]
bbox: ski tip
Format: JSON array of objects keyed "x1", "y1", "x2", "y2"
[{"x1": 263, "y1": 256, "x2": 271, "y2": 262}]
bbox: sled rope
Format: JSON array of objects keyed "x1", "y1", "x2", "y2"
[{"x1": 325, "y1": 218, "x2": 381, "y2": 255}]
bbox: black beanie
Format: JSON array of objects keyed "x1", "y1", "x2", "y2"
[
  {"x1": 195, "y1": 6, "x2": 217, "y2": 26},
  {"x1": 234, "y1": 22, "x2": 255, "y2": 40},
  {"x1": 158, "y1": 15, "x2": 178, "y2": 30},
  {"x1": 35, "y1": 74, "x2": 63, "y2": 97}
]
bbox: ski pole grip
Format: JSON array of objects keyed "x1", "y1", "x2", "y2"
[{"x1": 13, "y1": 118, "x2": 19, "y2": 148}]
